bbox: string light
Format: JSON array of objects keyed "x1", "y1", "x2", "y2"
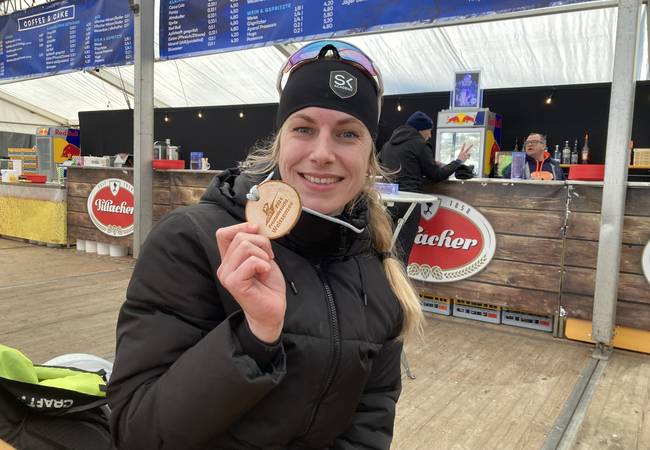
[
  {"x1": 164, "y1": 114, "x2": 169, "y2": 122},
  {"x1": 239, "y1": 111, "x2": 245, "y2": 119},
  {"x1": 397, "y1": 103, "x2": 402, "y2": 112},
  {"x1": 197, "y1": 111, "x2": 203, "y2": 119}
]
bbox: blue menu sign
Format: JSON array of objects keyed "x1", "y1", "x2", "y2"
[
  {"x1": 0, "y1": 0, "x2": 133, "y2": 81},
  {"x1": 160, "y1": 0, "x2": 600, "y2": 60}
]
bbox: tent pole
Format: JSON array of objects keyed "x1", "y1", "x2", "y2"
[
  {"x1": 591, "y1": 0, "x2": 641, "y2": 358},
  {"x1": 646, "y1": 1, "x2": 650, "y2": 80},
  {"x1": 131, "y1": 0, "x2": 154, "y2": 259}
]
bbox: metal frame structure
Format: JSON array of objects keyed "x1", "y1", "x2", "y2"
[
  {"x1": 592, "y1": 0, "x2": 642, "y2": 357},
  {"x1": 0, "y1": 0, "x2": 35, "y2": 16},
  {"x1": 131, "y1": 0, "x2": 154, "y2": 259}
]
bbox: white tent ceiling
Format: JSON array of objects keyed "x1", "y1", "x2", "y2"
[{"x1": 0, "y1": 3, "x2": 648, "y2": 130}]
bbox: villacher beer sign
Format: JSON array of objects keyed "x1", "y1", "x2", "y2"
[
  {"x1": 643, "y1": 241, "x2": 650, "y2": 284},
  {"x1": 407, "y1": 195, "x2": 496, "y2": 283},
  {"x1": 87, "y1": 178, "x2": 135, "y2": 237}
]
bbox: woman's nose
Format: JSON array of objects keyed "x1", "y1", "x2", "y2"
[{"x1": 309, "y1": 134, "x2": 335, "y2": 164}]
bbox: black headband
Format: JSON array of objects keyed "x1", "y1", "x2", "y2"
[{"x1": 276, "y1": 59, "x2": 380, "y2": 139}]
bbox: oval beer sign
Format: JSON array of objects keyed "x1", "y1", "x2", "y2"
[
  {"x1": 87, "y1": 178, "x2": 134, "y2": 237},
  {"x1": 407, "y1": 195, "x2": 496, "y2": 283},
  {"x1": 643, "y1": 241, "x2": 650, "y2": 284}
]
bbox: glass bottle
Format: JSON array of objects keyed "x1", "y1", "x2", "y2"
[{"x1": 580, "y1": 133, "x2": 591, "y2": 164}]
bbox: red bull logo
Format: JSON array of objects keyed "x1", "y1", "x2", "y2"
[{"x1": 446, "y1": 113, "x2": 475, "y2": 124}]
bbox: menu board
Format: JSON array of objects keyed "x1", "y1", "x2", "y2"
[
  {"x1": 160, "y1": 0, "x2": 600, "y2": 60},
  {"x1": 0, "y1": 0, "x2": 133, "y2": 81}
]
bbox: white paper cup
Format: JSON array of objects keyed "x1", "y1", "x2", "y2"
[
  {"x1": 97, "y1": 242, "x2": 110, "y2": 255},
  {"x1": 109, "y1": 244, "x2": 128, "y2": 257},
  {"x1": 85, "y1": 241, "x2": 97, "y2": 253}
]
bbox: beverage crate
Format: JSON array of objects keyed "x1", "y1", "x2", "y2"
[
  {"x1": 632, "y1": 148, "x2": 650, "y2": 166},
  {"x1": 419, "y1": 294, "x2": 452, "y2": 316},
  {"x1": 453, "y1": 299, "x2": 501, "y2": 324},
  {"x1": 8, "y1": 147, "x2": 38, "y2": 173},
  {"x1": 502, "y1": 309, "x2": 553, "y2": 332}
]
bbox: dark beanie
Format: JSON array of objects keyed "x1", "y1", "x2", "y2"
[
  {"x1": 276, "y1": 59, "x2": 380, "y2": 138},
  {"x1": 406, "y1": 111, "x2": 434, "y2": 131}
]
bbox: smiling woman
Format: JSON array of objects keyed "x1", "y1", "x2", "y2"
[{"x1": 107, "y1": 40, "x2": 423, "y2": 450}]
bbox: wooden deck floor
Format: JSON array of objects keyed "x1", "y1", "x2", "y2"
[{"x1": 1, "y1": 238, "x2": 649, "y2": 449}]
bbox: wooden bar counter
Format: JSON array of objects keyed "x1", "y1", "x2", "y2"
[
  {"x1": 66, "y1": 167, "x2": 650, "y2": 331},
  {"x1": 66, "y1": 166, "x2": 218, "y2": 249},
  {"x1": 421, "y1": 179, "x2": 650, "y2": 331}
]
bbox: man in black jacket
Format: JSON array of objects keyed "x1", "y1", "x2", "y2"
[{"x1": 379, "y1": 111, "x2": 471, "y2": 262}]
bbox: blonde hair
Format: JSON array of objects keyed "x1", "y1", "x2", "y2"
[{"x1": 242, "y1": 127, "x2": 424, "y2": 339}]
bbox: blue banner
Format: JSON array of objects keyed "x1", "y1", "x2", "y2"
[
  {"x1": 159, "y1": 0, "x2": 600, "y2": 60},
  {"x1": 0, "y1": 0, "x2": 133, "y2": 81}
]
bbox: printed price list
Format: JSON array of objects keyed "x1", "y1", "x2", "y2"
[{"x1": 0, "y1": 1, "x2": 134, "y2": 80}]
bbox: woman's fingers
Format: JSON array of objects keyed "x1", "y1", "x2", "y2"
[
  {"x1": 216, "y1": 223, "x2": 274, "y2": 261},
  {"x1": 217, "y1": 239, "x2": 272, "y2": 280},
  {"x1": 216, "y1": 222, "x2": 257, "y2": 260},
  {"x1": 219, "y1": 255, "x2": 271, "y2": 294}
]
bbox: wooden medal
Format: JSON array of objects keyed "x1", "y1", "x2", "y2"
[{"x1": 245, "y1": 180, "x2": 302, "y2": 239}]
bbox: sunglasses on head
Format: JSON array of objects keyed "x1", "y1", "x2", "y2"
[{"x1": 276, "y1": 40, "x2": 384, "y2": 116}]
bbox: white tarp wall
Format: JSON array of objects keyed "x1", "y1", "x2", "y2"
[{"x1": 0, "y1": 3, "x2": 647, "y2": 129}]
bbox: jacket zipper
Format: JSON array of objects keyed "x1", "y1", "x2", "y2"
[{"x1": 302, "y1": 263, "x2": 341, "y2": 437}]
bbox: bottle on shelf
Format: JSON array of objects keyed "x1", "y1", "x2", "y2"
[
  {"x1": 553, "y1": 144, "x2": 561, "y2": 162},
  {"x1": 513, "y1": 137, "x2": 519, "y2": 152},
  {"x1": 580, "y1": 133, "x2": 591, "y2": 164},
  {"x1": 561, "y1": 140, "x2": 571, "y2": 165},
  {"x1": 570, "y1": 139, "x2": 579, "y2": 165}
]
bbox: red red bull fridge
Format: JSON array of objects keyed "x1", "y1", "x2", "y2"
[
  {"x1": 34, "y1": 127, "x2": 81, "y2": 182},
  {"x1": 434, "y1": 108, "x2": 502, "y2": 178}
]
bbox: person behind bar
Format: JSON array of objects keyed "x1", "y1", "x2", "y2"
[
  {"x1": 107, "y1": 40, "x2": 424, "y2": 450},
  {"x1": 503, "y1": 132, "x2": 564, "y2": 180},
  {"x1": 379, "y1": 110, "x2": 472, "y2": 262}
]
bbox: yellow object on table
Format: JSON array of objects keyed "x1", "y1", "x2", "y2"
[{"x1": 0, "y1": 183, "x2": 68, "y2": 245}]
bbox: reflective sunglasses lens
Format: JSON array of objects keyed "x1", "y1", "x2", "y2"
[{"x1": 285, "y1": 40, "x2": 378, "y2": 78}]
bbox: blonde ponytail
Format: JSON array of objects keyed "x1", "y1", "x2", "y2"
[{"x1": 364, "y1": 187, "x2": 424, "y2": 339}]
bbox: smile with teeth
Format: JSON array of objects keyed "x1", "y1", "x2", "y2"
[{"x1": 302, "y1": 174, "x2": 342, "y2": 185}]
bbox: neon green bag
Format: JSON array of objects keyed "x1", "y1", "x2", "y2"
[{"x1": 0, "y1": 344, "x2": 107, "y2": 415}]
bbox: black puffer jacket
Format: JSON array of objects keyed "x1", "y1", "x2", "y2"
[
  {"x1": 107, "y1": 169, "x2": 404, "y2": 450},
  {"x1": 380, "y1": 125, "x2": 461, "y2": 192}
]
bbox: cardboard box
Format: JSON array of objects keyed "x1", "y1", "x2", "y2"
[
  {"x1": 419, "y1": 294, "x2": 452, "y2": 316},
  {"x1": 502, "y1": 309, "x2": 553, "y2": 332},
  {"x1": 453, "y1": 299, "x2": 501, "y2": 324}
]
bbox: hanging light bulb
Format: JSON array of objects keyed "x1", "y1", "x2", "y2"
[
  {"x1": 197, "y1": 111, "x2": 203, "y2": 119},
  {"x1": 397, "y1": 103, "x2": 402, "y2": 112},
  {"x1": 164, "y1": 114, "x2": 169, "y2": 122},
  {"x1": 239, "y1": 111, "x2": 245, "y2": 119},
  {"x1": 544, "y1": 93, "x2": 553, "y2": 105}
]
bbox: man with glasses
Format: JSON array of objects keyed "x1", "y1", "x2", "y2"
[{"x1": 504, "y1": 132, "x2": 564, "y2": 180}]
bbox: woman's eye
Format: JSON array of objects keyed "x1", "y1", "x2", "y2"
[
  {"x1": 340, "y1": 130, "x2": 360, "y2": 139},
  {"x1": 294, "y1": 126, "x2": 312, "y2": 134}
]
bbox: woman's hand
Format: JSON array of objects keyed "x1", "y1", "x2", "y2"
[{"x1": 216, "y1": 222, "x2": 286, "y2": 343}]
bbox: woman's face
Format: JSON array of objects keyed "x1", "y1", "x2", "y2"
[{"x1": 278, "y1": 107, "x2": 372, "y2": 216}]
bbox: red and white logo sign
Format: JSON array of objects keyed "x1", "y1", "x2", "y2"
[
  {"x1": 407, "y1": 195, "x2": 495, "y2": 283},
  {"x1": 643, "y1": 241, "x2": 650, "y2": 284},
  {"x1": 87, "y1": 178, "x2": 134, "y2": 237}
]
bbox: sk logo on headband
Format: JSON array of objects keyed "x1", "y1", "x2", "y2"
[{"x1": 329, "y1": 71, "x2": 357, "y2": 98}]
